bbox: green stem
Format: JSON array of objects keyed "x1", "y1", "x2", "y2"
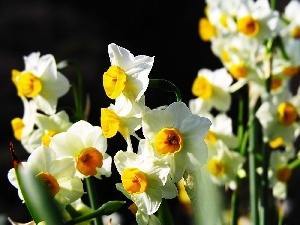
[
  {"x1": 260, "y1": 142, "x2": 270, "y2": 225},
  {"x1": 64, "y1": 201, "x2": 125, "y2": 225},
  {"x1": 230, "y1": 190, "x2": 238, "y2": 225},
  {"x1": 288, "y1": 158, "x2": 300, "y2": 170},
  {"x1": 270, "y1": 0, "x2": 276, "y2": 10},
  {"x1": 149, "y1": 79, "x2": 182, "y2": 102},
  {"x1": 85, "y1": 177, "x2": 103, "y2": 225},
  {"x1": 157, "y1": 199, "x2": 174, "y2": 225},
  {"x1": 248, "y1": 98, "x2": 260, "y2": 225},
  {"x1": 59, "y1": 60, "x2": 85, "y2": 121}
]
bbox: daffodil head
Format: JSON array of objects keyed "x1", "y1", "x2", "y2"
[
  {"x1": 50, "y1": 120, "x2": 111, "y2": 179},
  {"x1": 142, "y1": 102, "x2": 211, "y2": 182},
  {"x1": 12, "y1": 70, "x2": 42, "y2": 98},
  {"x1": 103, "y1": 65, "x2": 127, "y2": 99},
  {"x1": 114, "y1": 150, "x2": 171, "y2": 215},
  {"x1": 103, "y1": 43, "x2": 154, "y2": 102}
]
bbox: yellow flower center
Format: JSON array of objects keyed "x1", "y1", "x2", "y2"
[
  {"x1": 237, "y1": 15, "x2": 260, "y2": 37},
  {"x1": 121, "y1": 168, "x2": 148, "y2": 194},
  {"x1": 282, "y1": 66, "x2": 300, "y2": 77},
  {"x1": 277, "y1": 102, "x2": 298, "y2": 125},
  {"x1": 269, "y1": 137, "x2": 283, "y2": 149},
  {"x1": 205, "y1": 130, "x2": 218, "y2": 144},
  {"x1": 101, "y1": 108, "x2": 120, "y2": 138},
  {"x1": 221, "y1": 50, "x2": 231, "y2": 64},
  {"x1": 207, "y1": 158, "x2": 225, "y2": 177},
  {"x1": 36, "y1": 171, "x2": 60, "y2": 196},
  {"x1": 219, "y1": 13, "x2": 228, "y2": 28},
  {"x1": 291, "y1": 26, "x2": 300, "y2": 39},
  {"x1": 11, "y1": 117, "x2": 24, "y2": 141},
  {"x1": 41, "y1": 130, "x2": 57, "y2": 147},
  {"x1": 192, "y1": 76, "x2": 213, "y2": 99},
  {"x1": 12, "y1": 70, "x2": 42, "y2": 98},
  {"x1": 276, "y1": 166, "x2": 292, "y2": 183},
  {"x1": 199, "y1": 17, "x2": 216, "y2": 41},
  {"x1": 103, "y1": 65, "x2": 127, "y2": 99},
  {"x1": 271, "y1": 77, "x2": 282, "y2": 91},
  {"x1": 154, "y1": 127, "x2": 183, "y2": 155},
  {"x1": 76, "y1": 147, "x2": 103, "y2": 176},
  {"x1": 229, "y1": 64, "x2": 248, "y2": 79}
]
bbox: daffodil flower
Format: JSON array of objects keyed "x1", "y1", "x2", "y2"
[
  {"x1": 11, "y1": 97, "x2": 37, "y2": 142},
  {"x1": 12, "y1": 52, "x2": 70, "y2": 115},
  {"x1": 256, "y1": 88, "x2": 300, "y2": 147},
  {"x1": 203, "y1": 113, "x2": 239, "y2": 150},
  {"x1": 188, "y1": 68, "x2": 233, "y2": 114},
  {"x1": 7, "y1": 146, "x2": 84, "y2": 209},
  {"x1": 114, "y1": 150, "x2": 175, "y2": 218},
  {"x1": 265, "y1": 150, "x2": 294, "y2": 199},
  {"x1": 21, "y1": 110, "x2": 72, "y2": 153},
  {"x1": 103, "y1": 43, "x2": 154, "y2": 103},
  {"x1": 142, "y1": 102, "x2": 211, "y2": 182},
  {"x1": 235, "y1": 0, "x2": 279, "y2": 43},
  {"x1": 101, "y1": 95, "x2": 144, "y2": 151},
  {"x1": 50, "y1": 120, "x2": 112, "y2": 179},
  {"x1": 280, "y1": 0, "x2": 300, "y2": 39},
  {"x1": 205, "y1": 141, "x2": 245, "y2": 190}
]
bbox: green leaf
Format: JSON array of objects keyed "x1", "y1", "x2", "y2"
[
  {"x1": 10, "y1": 142, "x2": 64, "y2": 224},
  {"x1": 64, "y1": 201, "x2": 126, "y2": 225},
  {"x1": 15, "y1": 165, "x2": 64, "y2": 224}
]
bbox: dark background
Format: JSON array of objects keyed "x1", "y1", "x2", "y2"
[
  {"x1": 0, "y1": 0, "x2": 299, "y2": 225},
  {"x1": 0, "y1": 1, "x2": 213, "y2": 224}
]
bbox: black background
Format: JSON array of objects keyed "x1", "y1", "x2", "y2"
[{"x1": 1, "y1": 0, "x2": 299, "y2": 225}]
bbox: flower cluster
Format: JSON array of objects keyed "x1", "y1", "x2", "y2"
[
  {"x1": 194, "y1": 0, "x2": 300, "y2": 223},
  {"x1": 8, "y1": 43, "x2": 211, "y2": 225}
]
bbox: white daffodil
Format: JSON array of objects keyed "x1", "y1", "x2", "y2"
[
  {"x1": 235, "y1": 0, "x2": 280, "y2": 43},
  {"x1": 21, "y1": 110, "x2": 72, "y2": 153},
  {"x1": 204, "y1": 113, "x2": 239, "y2": 150},
  {"x1": 272, "y1": 39, "x2": 300, "y2": 79},
  {"x1": 101, "y1": 95, "x2": 144, "y2": 151},
  {"x1": 280, "y1": 0, "x2": 300, "y2": 39},
  {"x1": 11, "y1": 97, "x2": 37, "y2": 142},
  {"x1": 189, "y1": 68, "x2": 233, "y2": 114},
  {"x1": 268, "y1": 150, "x2": 294, "y2": 199},
  {"x1": 12, "y1": 52, "x2": 70, "y2": 115},
  {"x1": 7, "y1": 146, "x2": 84, "y2": 209},
  {"x1": 103, "y1": 43, "x2": 154, "y2": 103},
  {"x1": 256, "y1": 89, "x2": 300, "y2": 148},
  {"x1": 205, "y1": 141, "x2": 245, "y2": 190},
  {"x1": 142, "y1": 102, "x2": 211, "y2": 182},
  {"x1": 114, "y1": 150, "x2": 174, "y2": 220},
  {"x1": 50, "y1": 120, "x2": 112, "y2": 179},
  {"x1": 207, "y1": 5, "x2": 237, "y2": 35}
]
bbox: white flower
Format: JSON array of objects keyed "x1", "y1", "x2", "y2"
[
  {"x1": 280, "y1": 0, "x2": 300, "y2": 39},
  {"x1": 189, "y1": 68, "x2": 233, "y2": 114},
  {"x1": 101, "y1": 95, "x2": 144, "y2": 151},
  {"x1": 256, "y1": 89, "x2": 300, "y2": 147},
  {"x1": 12, "y1": 52, "x2": 70, "y2": 115},
  {"x1": 50, "y1": 120, "x2": 112, "y2": 179},
  {"x1": 268, "y1": 151, "x2": 294, "y2": 199},
  {"x1": 21, "y1": 110, "x2": 72, "y2": 153},
  {"x1": 142, "y1": 102, "x2": 211, "y2": 182},
  {"x1": 7, "y1": 146, "x2": 84, "y2": 209},
  {"x1": 205, "y1": 141, "x2": 245, "y2": 190},
  {"x1": 103, "y1": 43, "x2": 154, "y2": 103},
  {"x1": 204, "y1": 113, "x2": 239, "y2": 149},
  {"x1": 114, "y1": 150, "x2": 174, "y2": 217},
  {"x1": 235, "y1": 0, "x2": 280, "y2": 42},
  {"x1": 11, "y1": 97, "x2": 37, "y2": 142}
]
